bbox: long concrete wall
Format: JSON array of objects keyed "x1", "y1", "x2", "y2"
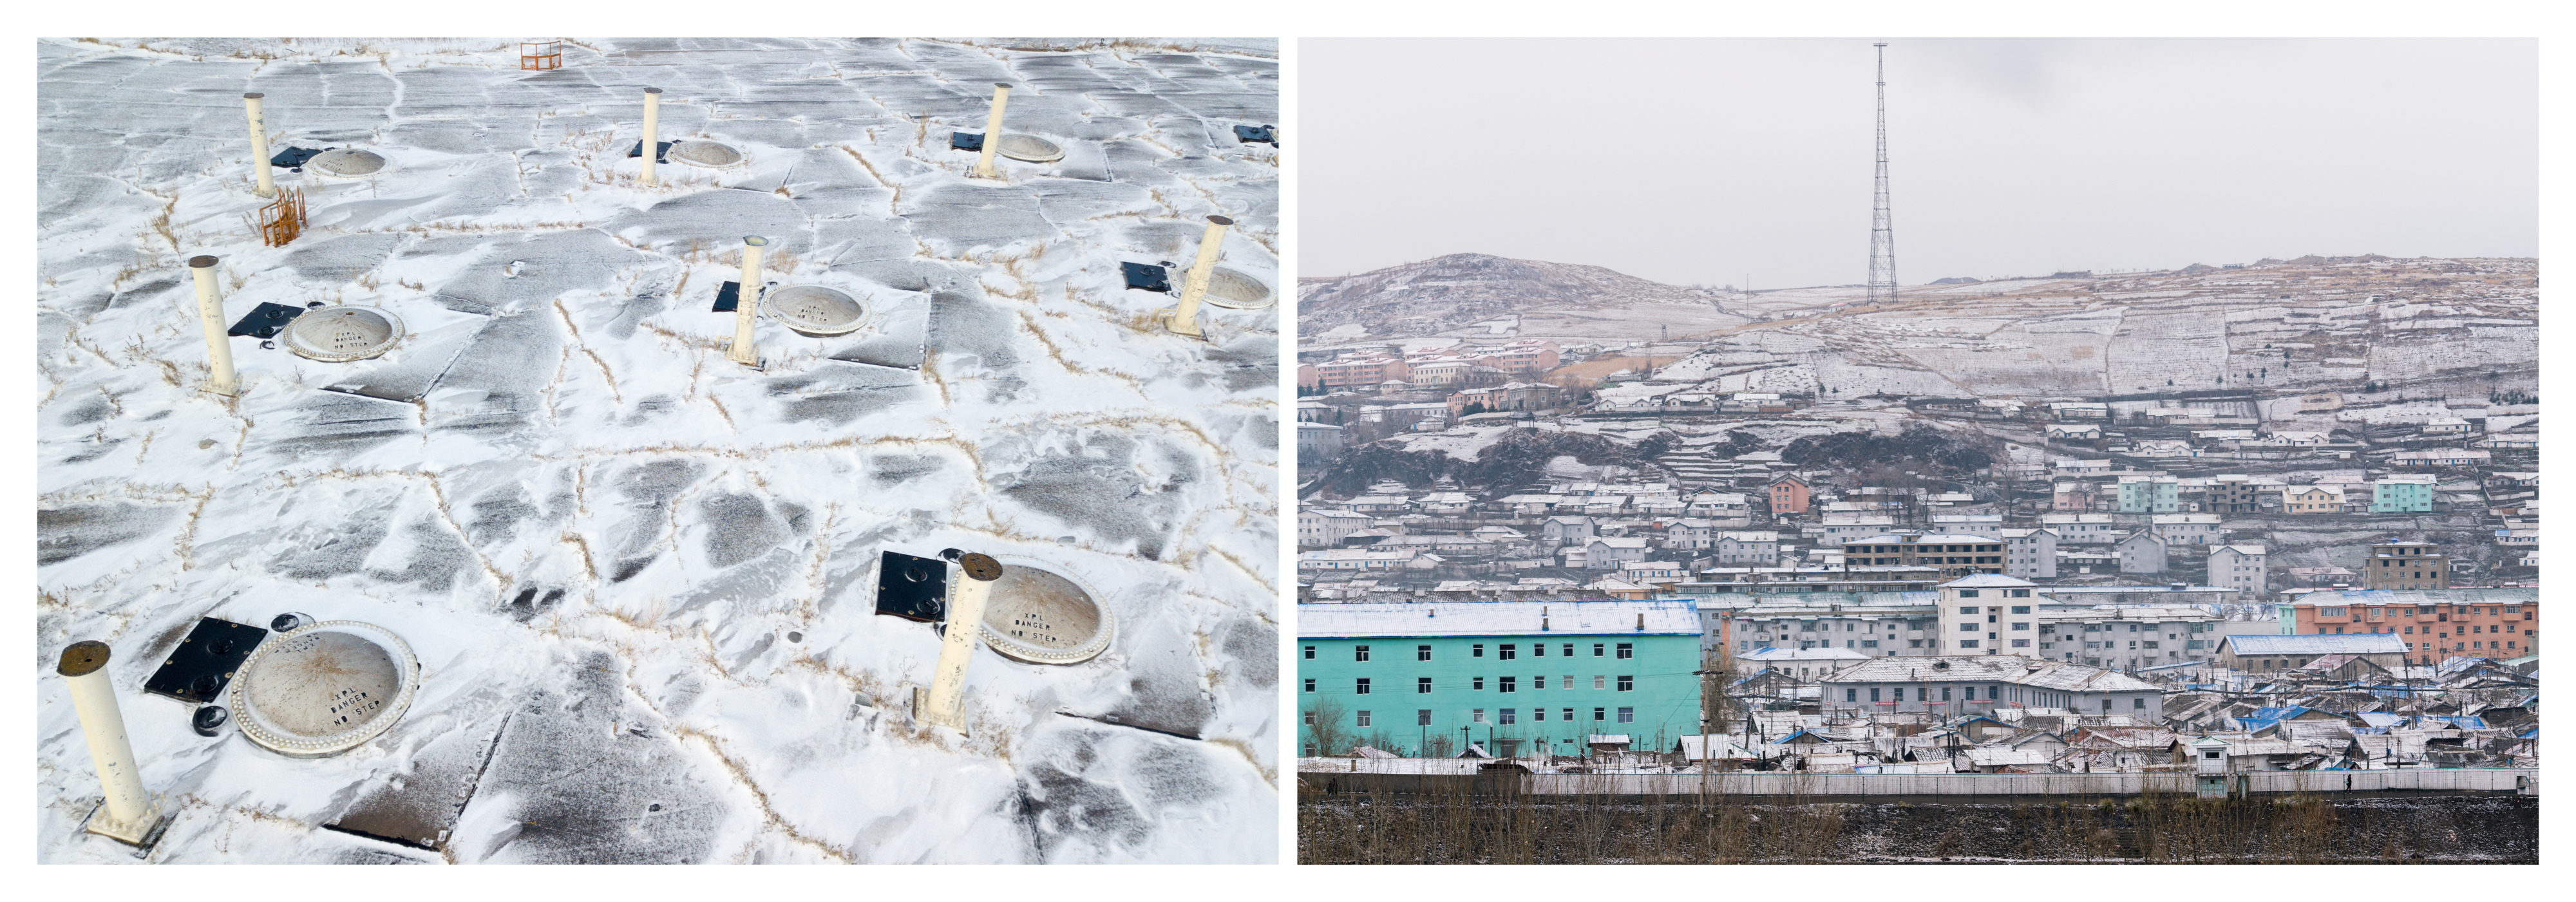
[{"x1": 1298, "y1": 766, "x2": 2536, "y2": 798}]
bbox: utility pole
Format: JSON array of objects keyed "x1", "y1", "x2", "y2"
[{"x1": 1866, "y1": 42, "x2": 1898, "y2": 306}]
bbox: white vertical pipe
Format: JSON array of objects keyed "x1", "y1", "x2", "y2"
[
  {"x1": 245, "y1": 93, "x2": 274, "y2": 198},
  {"x1": 1166, "y1": 214, "x2": 1232, "y2": 337},
  {"x1": 922, "y1": 554, "x2": 1003, "y2": 733},
  {"x1": 640, "y1": 88, "x2": 661, "y2": 186},
  {"x1": 726, "y1": 236, "x2": 766, "y2": 366},
  {"x1": 58, "y1": 641, "x2": 160, "y2": 842},
  {"x1": 973, "y1": 83, "x2": 1010, "y2": 180},
  {"x1": 190, "y1": 256, "x2": 239, "y2": 397}
]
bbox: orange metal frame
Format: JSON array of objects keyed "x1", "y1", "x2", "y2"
[{"x1": 520, "y1": 40, "x2": 562, "y2": 71}]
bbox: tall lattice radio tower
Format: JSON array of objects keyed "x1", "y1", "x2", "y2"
[{"x1": 1867, "y1": 42, "x2": 1897, "y2": 305}]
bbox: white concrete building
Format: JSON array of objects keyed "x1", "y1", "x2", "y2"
[
  {"x1": 2040, "y1": 512, "x2": 2121, "y2": 545},
  {"x1": 2002, "y1": 527, "x2": 2060, "y2": 579},
  {"x1": 2209, "y1": 544, "x2": 2268, "y2": 597},
  {"x1": 2150, "y1": 512, "x2": 2224, "y2": 546},
  {"x1": 1297, "y1": 509, "x2": 1374, "y2": 549},
  {"x1": 1710, "y1": 531, "x2": 1781, "y2": 565},
  {"x1": 2117, "y1": 531, "x2": 2169, "y2": 574}
]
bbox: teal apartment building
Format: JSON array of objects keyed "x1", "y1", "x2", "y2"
[
  {"x1": 2116, "y1": 476, "x2": 2179, "y2": 514},
  {"x1": 2371, "y1": 477, "x2": 2434, "y2": 513},
  {"x1": 1296, "y1": 599, "x2": 1704, "y2": 758}
]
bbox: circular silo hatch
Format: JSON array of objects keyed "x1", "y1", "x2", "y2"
[
  {"x1": 1200, "y1": 267, "x2": 1275, "y2": 310},
  {"x1": 307, "y1": 148, "x2": 388, "y2": 177},
  {"x1": 994, "y1": 134, "x2": 1065, "y2": 164},
  {"x1": 761, "y1": 284, "x2": 867, "y2": 336},
  {"x1": 229, "y1": 620, "x2": 419, "y2": 758},
  {"x1": 667, "y1": 140, "x2": 746, "y2": 168},
  {"x1": 979, "y1": 557, "x2": 1113, "y2": 665},
  {"x1": 281, "y1": 306, "x2": 404, "y2": 362}
]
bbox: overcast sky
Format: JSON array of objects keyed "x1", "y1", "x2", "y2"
[{"x1": 1300, "y1": 38, "x2": 2538, "y2": 288}]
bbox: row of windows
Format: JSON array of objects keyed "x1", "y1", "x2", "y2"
[
  {"x1": 1316, "y1": 642, "x2": 1634, "y2": 662},
  {"x1": 1308, "y1": 707, "x2": 1638, "y2": 728},
  {"x1": 1309, "y1": 675, "x2": 1638, "y2": 693}
]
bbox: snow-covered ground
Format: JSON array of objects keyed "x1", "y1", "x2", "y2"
[{"x1": 38, "y1": 37, "x2": 1278, "y2": 863}]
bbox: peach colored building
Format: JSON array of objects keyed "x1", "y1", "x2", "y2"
[{"x1": 1768, "y1": 474, "x2": 1811, "y2": 516}]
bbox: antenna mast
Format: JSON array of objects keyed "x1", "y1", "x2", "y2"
[{"x1": 1868, "y1": 42, "x2": 1898, "y2": 306}]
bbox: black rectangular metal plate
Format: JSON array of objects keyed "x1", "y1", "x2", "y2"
[
  {"x1": 142, "y1": 617, "x2": 269, "y2": 704},
  {"x1": 949, "y1": 131, "x2": 983, "y2": 151},
  {"x1": 269, "y1": 146, "x2": 326, "y2": 168},
  {"x1": 1121, "y1": 262, "x2": 1173, "y2": 293},
  {"x1": 627, "y1": 140, "x2": 673, "y2": 162},
  {"x1": 1233, "y1": 124, "x2": 1276, "y2": 146},
  {"x1": 874, "y1": 550, "x2": 949, "y2": 623},
  {"x1": 227, "y1": 301, "x2": 308, "y2": 339},
  {"x1": 712, "y1": 280, "x2": 779, "y2": 313}
]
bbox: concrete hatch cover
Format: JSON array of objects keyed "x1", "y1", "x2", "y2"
[
  {"x1": 1200, "y1": 267, "x2": 1274, "y2": 310},
  {"x1": 283, "y1": 306, "x2": 404, "y2": 362},
  {"x1": 665, "y1": 140, "x2": 744, "y2": 168},
  {"x1": 229, "y1": 620, "x2": 419, "y2": 758},
  {"x1": 307, "y1": 148, "x2": 388, "y2": 177},
  {"x1": 761, "y1": 284, "x2": 866, "y2": 335},
  {"x1": 994, "y1": 134, "x2": 1065, "y2": 164},
  {"x1": 980, "y1": 557, "x2": 1112, "y2": 665}
]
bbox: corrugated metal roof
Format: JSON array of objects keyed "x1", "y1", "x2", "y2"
[
  {"x1": 2222, "y1": 634, "x2": 2407, "y2": 655},
  {"x1": 1295, "y1": 599, "x2": 1702, "y2": 638}
]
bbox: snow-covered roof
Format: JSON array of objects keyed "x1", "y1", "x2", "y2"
[
  {"x1": 1295, "y1": 599, "x2": 1703, "y2": 639},
  {"x1": 1819, "y1": 655, "x2": 2160, "y2": 693},
  {"x1": 1940, "y1": 574, "x2": 2036, "y2": 588},
  {"x1": 2221, "y1": 634, "x2": 2407, "y2": 655}
]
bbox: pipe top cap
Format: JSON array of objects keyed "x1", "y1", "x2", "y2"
[
  {"x1": 1206, "y1": 215, "x2": 1235, "y2": 227},
  {"x1": 244, "y1": 91, "x2": 263, "y2": 99},
  {"x1": 941, "y1": 549, "x2": 1005, "y2": 581},
  {"x1": 644, "y1": 86, "x2": 663, "y2": 94},
  {"x1": 743, "y1": 236, "x2": 768, "y2": 246},
  {"x1": 57, "y1": 640, "x2": 110, "y2": 677},
  {"x1": 994, "y1": 82, "x2": 1013, "y2": 89},
  {"x1": 189, "y1": 254, "x2": 220, "y2": 268}
]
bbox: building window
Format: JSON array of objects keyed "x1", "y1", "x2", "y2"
[
  {"x1": 1417, "y1": 709, "x2": 1432, "y2": 726},
  {"x1": 1303, "y1": 710, "x2": 1315, "y2": 725},
  {"x1": 1472, "y1": 709, "x2": 1485, "y2": 722},
  {"x1": 1354, "y1": 644, "x2": 1370, "y2": 662},
  {"x1": 2011, "y1": 622, "x2": 2030, "y2": 631},
  {"x1": 1533, "y1": 708, "x2": 1546, "y2": 721},
  {"x1": 1473, "y1": 644, "x2": 1484, "y2": 657},
  {"x1": 1593, "y1": 675, "x2": 1605, "y2": 690},
  {"x1": 1305, "y1": 743, "x2": 1318, "y2": 756},
  {"x1": 1500, "y1": 677, "x2": 1517, "y2": 693},
  {"x1": 1562, "y1": 644, "x2": 1575, "y2": 657},
  {"x1": 1418, "y1": 644, "x2": 1432, "y2": 661},
  {"x1": 1356, "y1": 710, "x2": 1371, "y2": 728},
  {"x1": 1303, "y1": 645, "x2": 1315, "y2": 659},
  {"x1": 1616, "y1": 643, "x2": 1634, "y2": 659},
  {"x1": 1870, "y1": 688, "x2": 1882, "y2": 702},
  {"x1": 1533, "y1": 643, "x2": 1547, "y2": 657},
  {"x1": 1593, "y1": 708, "x2": 1607, "y2": 722},
  {"x1": 1472, "y1": 677, "x2": 1484, "y2": 691},
  {"x1": 1500, "y1": 644, "x2": 1517, "y2": 661},
  {"x1": 1563, "y1": 708, "x2": 1575, "y2": 722},
  {"x1": 1499, "y1": 709, "x2": 1516, "y2": 725},
  {"x1": 1417, "y1": 677, "x2": 1432, "y2": 693},
  {"x1": 1617, "y1": 675, "x2": 1634, "y2": 691},
  {"x1": 2011, "y1": 606, "x2": 2030, "y2": 615},
  {"x1": 1356, "y1": 679, "x2": 1371, "y2": 695},
  {"x1": 1942, "y1": 687, "x2": 1952, "y2": 700},
  {"x1": 1618, "y1": 707, "x2": 1635, "y2": 724},
  {"x1": 2010, "y1": 589, "x2": 2031, "y2": 597},
  {"x1": 2011, "y1": 639, "x2": 2030, "y2": 648},
  {"x1": 1960, "y1": 590, "x2": 1980, "y2": 598},
  {"x1": 1846, "y1": 688, "x2": 1857, "y2": 702},
  {"x1": 1593, "y1": 643, "x2": 1606, "y2": 657},
  {"x1": 1303, "y1": 679, "x2": 1314, "y2": 693},
  {"x1": 2134, "y1": 698, "x2": 2146, "y2": 709}
]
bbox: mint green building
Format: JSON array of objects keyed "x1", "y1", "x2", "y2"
[
  {"x1": 2371, "y1": 478, "x2": 2434, "y2": 513},
  {"x1": 2116, "y1": 476, "x2": 2179, "y2": 514},
  {"x1": 1296, "y1": 599, "x2": 1703, "y2": 758}
]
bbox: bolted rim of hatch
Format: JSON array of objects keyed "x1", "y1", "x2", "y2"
[
  {"x1": 227, "y1": 620, "x2": 420, "y2": 758},
  {"x1": 759, "y1": 283, "x2": 872, "y2": 337},
  {"x1": 281, "y1": 306, "x2": 404, "y2": 362},
  {"x1": 977, "y1": 554, "x2": 1115, "y2": 666}
]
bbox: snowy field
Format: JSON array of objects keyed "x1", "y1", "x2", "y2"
[{"x1": 37, "y1": 37, "x2": 1278, "y2": 863}]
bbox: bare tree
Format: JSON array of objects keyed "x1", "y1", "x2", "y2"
[{"x1": 1303, "y1": 693, "x2": 1352, "y2": 757}]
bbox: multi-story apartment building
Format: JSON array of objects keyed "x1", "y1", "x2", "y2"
[
  {"x1": 2116, "y1": 531, "x2": 2168, "y2": 574},
  {"x1": 2149, "y1": 512, "x2": 2223, "y2": 545},
  {"x1": 2274, "y1": 588, "x2": 2538, "y2": 664},
  {"x1": 2115, "y1": 475, "x2": 2180, "y2": 513},
  {"x1": 2002, "y1": 527, "x2": 2059, "y2": 579},
  {"x1": 1316, "y1": 353, "x2": 1410, "y2": 388},
  {"x1": 1819, "y1": 655, "x2": 2164, "y2": 718},
  {"x1": 1841, "y1": 533, "x2": 2006, "y2": 577},
  {"x1": 2205, "y1": 474, "x2": 2271, "y2": 513},
  {"x1": 2282, "y1": 485, "x2": 2343, "y2": 514},
  {"x1": 1298, "y1": 509, "x2": 1375, "y2": 549},
  {"x1": 1768, "y1": 474, "x2": 1812, "y2": 516},
  {"x1": 2371, "y1": 475, "x2": 2436, "y2": 513},
  {"x1": 2052, "y1": 482, "x2": 2102, "y2": 511},
  {"x1": 1295, "y1": 600, "x2": 1705, "y2": 758},
  {"x1": 1709, "y1": 531, "x2": 1780, "y2": 565},
  {"x1": 2208, "y1": 544, "x2": 2266, "y2": 597},
  {"x1": 2040, "y1": 512, "x2": 2121, "y2": 545},
  {"x1": 2363, "y1": 541, "x2": 2450, "y2": 590},
  {"x1": 1713, "y1": 581, "x2": 2234, "y2": 670},
  {"x1": 1474, "y1": 340, "x2": 1561, "y2": 375},
  {"x1": 1296, "y1": 422, "x2": 1346, "y2": 465}
]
